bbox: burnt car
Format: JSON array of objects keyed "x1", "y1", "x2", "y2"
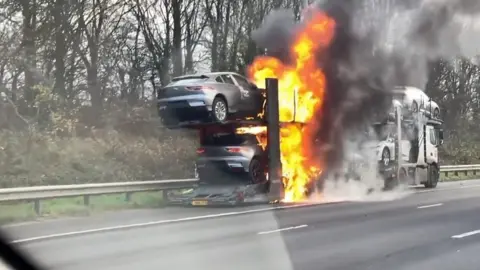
[
  {"x1": 166, "y1": 128, "x2": 270, "y2": 206},
  {"x1": 157, "y1": 72, "x2": 265, "y2": 127},
  {"x1": 165, "y1": 183, "x2": 269, "y2": 206}
]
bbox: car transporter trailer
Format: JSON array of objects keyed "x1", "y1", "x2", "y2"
[{"x1": 161, "y1": 78, "x2": 285, "y2": 203}]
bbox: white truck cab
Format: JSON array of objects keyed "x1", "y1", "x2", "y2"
[{"x1": 371, "y1": 87, "x2": 444, "y2": 189}]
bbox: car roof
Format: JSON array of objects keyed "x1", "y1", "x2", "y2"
[
  {"x1": 172, "y1": 72, "x2": 244, "y2": 81},
  {"x1": 394, "y1": 85, "x2": 422, "y2": 90},
  {"x1": 393, "y1": 86, "x2": 426, "y2": 94},
  {"x1": 393, "y1": 86, "x2": 432, "y2": 100}
]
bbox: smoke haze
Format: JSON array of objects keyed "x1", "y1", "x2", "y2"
[
  {"x1": 251, "y1": 9, "x2": 298, "y2": 64},
  {"x1": 251, "y1": 0, "x2": 480, "y2": 186}
]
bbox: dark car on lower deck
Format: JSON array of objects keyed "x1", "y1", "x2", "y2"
[
  {"x1": 195, "y1": 131, "x2": 269, "y2": 189},
  {"x1": 165, "y1": 129, "x2": 271, "y2": 206}
]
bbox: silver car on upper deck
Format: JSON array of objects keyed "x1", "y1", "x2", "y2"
[
  {"x1": 157, "y1": 72, "x2": 265, "y2": 126},
  {"x1": 393, "y1": 86, "x2": 440, "y2": 118}
]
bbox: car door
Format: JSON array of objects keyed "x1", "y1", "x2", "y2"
[
  {"x1": 231, "y1": 74, "x2": 257, "y2": 112},
  {"x1": 416, "y1": 89, "x2": 427, "y2": 111},
  {"x1": 219, "y1": 74, "x2": 243, "y2": 112}
]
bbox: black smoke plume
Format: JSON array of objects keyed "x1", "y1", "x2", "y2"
[{"x1": 251, "y1": 0, "x2": 480, "y2": 175}]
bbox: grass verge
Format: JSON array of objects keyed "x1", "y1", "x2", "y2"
[
  {"x1": 440, "y1": 171, "x2": 479, "y2": 182},
  {"x1": 0, "y1": 191, "x2": 165, "y2": 225}
]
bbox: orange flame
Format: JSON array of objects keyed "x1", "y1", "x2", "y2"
[
  {"x1": 236, "y1": 126, "x2": 268, "y2": 150},
  {"x1": 245, "y1": 10, "x2": 336, "y2": 202}
]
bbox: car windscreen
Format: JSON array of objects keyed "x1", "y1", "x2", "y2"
[
  {"x1": 201, "y1": 133, "x2": 256, "y2": 146},
  {"x1": 392, "y1": 91, "x2": 405, "y2": 102},
  {"x1": 373, "y1": 124, "x2": 389, "y2": 141},
  {"x1": 167, "y1": 78, "x2": 208, "y2": 86}
]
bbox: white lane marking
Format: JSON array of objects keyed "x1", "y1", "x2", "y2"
[
  {"x1": 258, "y1": 225, "x2": 308, "y2": 235},
  {"x1": 416, "y1": 183, "x2": 480, "y2": 194},
  {"x1": 10, "y1": 203, "x2": 326, "y2": 244},
  {"x1": 451, "y1": 230, "x2": 480, "y2": 239},
  {"x1": 417, "y1": 203, "x2": 443, "y2": 209}
]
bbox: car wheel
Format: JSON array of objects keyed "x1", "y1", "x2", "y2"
[
  {"x1": 212, "y1": 96, "x2": 228, "y2": 122},
  {"x1": 249, "y1": 158, "x2": 265, "y2": 185},
  {"x1": 381, "y1": 148, "x2": 391, "y2": 167},
  {"x1": 433, "y1": 108, "x2": 440, "y2": 118}
]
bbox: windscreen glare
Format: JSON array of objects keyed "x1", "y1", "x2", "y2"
[{"x1": 168, "y1": 78, "x2": 208, "y2": 86}]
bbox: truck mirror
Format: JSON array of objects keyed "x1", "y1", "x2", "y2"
[{"x1": 438, "y1": 129, "x2": 444, "y2": 145}]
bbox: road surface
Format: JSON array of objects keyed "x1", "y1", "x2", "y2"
[{"x1": 3, "y1": 180, "x2": 480, "y2": 270}]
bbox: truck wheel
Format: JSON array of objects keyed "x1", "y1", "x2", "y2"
[
  {"x1": 212, "y1": 97, "x2": 228, "y2": 122},
  {"x1": 384, "y1": 177, "x2": 394, "y2": 190},
  {"x1": 383, "y1": 168, "x2": 406, "y2": 190},
  {"x1": 424, "y1": 165, "x2": 439, "y2": 188}
]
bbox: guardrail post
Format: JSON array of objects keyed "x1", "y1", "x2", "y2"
[
  {"x1": 83, "y1": 195, "x2": 90, "y2": 206},
  {"x1": 125, "y1": 192, "x2": 132, "y2": 202},
  {"x1": 454, "y1": 171, "x2": 458, "y2": 177},
  {"x1": 33, "y1": 200, "x2": 40, "y2": 215},
  {"x1": 162, "y1": 189, "x2": 168, "y2": 201}
]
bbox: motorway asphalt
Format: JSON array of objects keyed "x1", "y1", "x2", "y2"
[{"x1": 3, "y1": 179, "x2": 480, "y2": 270}]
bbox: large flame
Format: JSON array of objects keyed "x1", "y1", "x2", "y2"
[{"x1": 243, "y1": 10, "x2": 336, "y2": 202}]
